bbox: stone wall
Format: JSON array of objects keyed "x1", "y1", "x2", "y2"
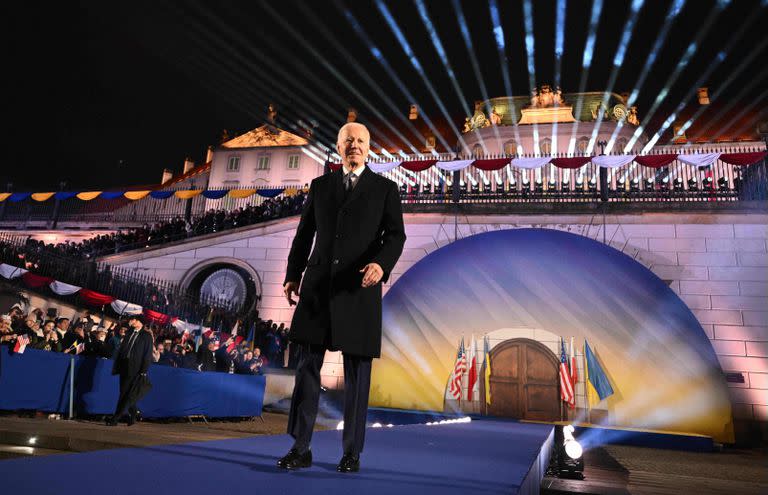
[{"x1": 103, "y1": 212, "x2": 768, "y2": 432}]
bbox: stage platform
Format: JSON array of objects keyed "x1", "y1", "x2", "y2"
[{"x1": 0, "y1": 419, "x2": 553, "y2": 495}]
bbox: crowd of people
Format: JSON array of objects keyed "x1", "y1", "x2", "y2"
[
  {"x1": 0, "y1": 300, "x2": 295, "y2": 375},
  {"x1": 17, "y1": 193, "x2": 307, "y2": 260}
]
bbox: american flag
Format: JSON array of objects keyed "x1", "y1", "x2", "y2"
[
  {"x1": 448, "y1": 338, "x2": 467, "y2": 400},
  {"x1": 14, "y1": 335, "x2": 30, "y2": 354},
  {"x1": 569, "y1": 336, "x2": 578, "y2": 388},
  {"x1": 560, "y1": 338, "x2": 575, "y2": 409}
]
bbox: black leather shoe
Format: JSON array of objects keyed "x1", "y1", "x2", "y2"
[
  {"x1": 277, "y1": 448, "x2": 312, "y2": 470},
  {"x1": 336, "y1": 453, "x2": 360, "y2": 473}
]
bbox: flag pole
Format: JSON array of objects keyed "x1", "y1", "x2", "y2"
[{"x1": 583, "y1": 339, "x2": 591, "y2": 425}]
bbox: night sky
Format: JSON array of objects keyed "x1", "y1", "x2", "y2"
[{"x1": 5, "y1": 0, "x2": 767, "y2": 191}]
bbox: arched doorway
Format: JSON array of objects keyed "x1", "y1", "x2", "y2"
[{"x1": 480, "y1": 338, "x2": 560, "y2": 421}]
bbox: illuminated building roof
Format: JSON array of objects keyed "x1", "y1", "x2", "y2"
[
  {"x1": 472, "y1": 91, "x2": 633, "y2": 127},
  {"x1": 220, "y1": 124, "x2": 309, "y2": 149}
]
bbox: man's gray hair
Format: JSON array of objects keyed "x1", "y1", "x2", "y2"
[{"x1": 337, "y1": 122, "x2": 370, "y2": 145}]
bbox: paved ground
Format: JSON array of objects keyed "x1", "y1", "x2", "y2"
[
  {"x1": 0, "y1": 412, "x2": 308, "y2": 458},
  {"x1": 1, "y1": 414, "x2": 766, "y2": 494}
]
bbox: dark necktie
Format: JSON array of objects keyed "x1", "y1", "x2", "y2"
[
  {"x1": 126, "y1": 330, "x2": 139, "y2": 358},
  {"x1": 344, "y1": 172, "x2": 357, "y2": 193}
]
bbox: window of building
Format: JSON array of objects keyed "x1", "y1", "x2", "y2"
[
  {"x1": 540, "y1": 138, "x2": 552, "y2": 155},
  {"x1": 227, "y1": 156, "x2": 240, "y2": 172},
  {"x1": 503, "y1": 140, "x2": 518, "y2": 156},
  {"x1": 287, "y1": 154, "x2": 300, "y2": 170},
  {"x1": 577, "y1": 137, "x2": 590, "y2": 154},
  {"x1": 257, "y1": 155, "x2": 271, "y2": 170}
]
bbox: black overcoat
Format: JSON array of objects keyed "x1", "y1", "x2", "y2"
[
  {"x1": 284, "y1": 166, "x2": 406, "y2": 358},
  {"x1": 111, "y1": 328, "x2": 153, "y2": 377}
]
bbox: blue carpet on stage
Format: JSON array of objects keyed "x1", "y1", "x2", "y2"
[{"x1": 0, "y1": 419, "x2": 553, "y2": 495}]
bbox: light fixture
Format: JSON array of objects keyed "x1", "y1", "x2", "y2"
[
  {"x1": 336, "y1": 421, "x2": 344, "y2": 431},
  {"x1": 556, "y1": 425, "x2": 584, "y2": 479},
  {"x1": 29, "y1": 437, "x2": 37, "y2": 445}
]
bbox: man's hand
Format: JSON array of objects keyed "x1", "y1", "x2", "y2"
[
  {"x1": 360, "y1": 263, "x2": 384, "y2": 288},
  {"x1": 283, "y1": 281, "x2": 300, "y2": 306}
]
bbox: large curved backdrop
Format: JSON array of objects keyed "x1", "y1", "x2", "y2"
[{"x1": 372, "y1": 228, "x2": 734, "y2": 443}]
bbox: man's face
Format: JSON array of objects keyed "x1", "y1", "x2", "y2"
[
  {"x1": 43, "y1": 322, "x2": 54, "y2": 334},
  {"x1": 253, "y1": 348, "x2": 261, "y2": 357},
  {"x1": 337, "y1": 124, "x2": 370, "y2": 170},
  {"x1": 157, "y1": 344, "x2": 164, "y2": 353},
  {"x1": 245, "y1": 351, "x2": 253, "y2": 361},
  {"x1": 208, "y1": 342, "x2": 215, "y2": 351},
  {"x1": 57, "y1": 319, "x2": 70, "y2": 331}
]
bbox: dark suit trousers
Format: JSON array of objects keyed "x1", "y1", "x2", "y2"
[
  {"x1": 114, "y1": 369, "x2": 139, "y2": 418},
  {"x1": 287, "y1": 343, "x2": 372, "y2": 456}
]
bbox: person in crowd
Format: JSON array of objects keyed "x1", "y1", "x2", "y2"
[
  {"x1": 105, "y1": 322, "x2": 127, "y2": 358},
  {"x1": 197, "y1": 339, "x2": 217, "y2": 372},
  {"x1": 20, "y1": 315, "x2": 42, "y2": 339},
  {"x1": 54, "y1": 317, "x2": 70, "y2": 342},
  {"x1": 33, "y1": 320, "x2": 61, "y2": 352},
  {"x1": 0, "y1": 314, "x2": 16, "y2": 344},
  {"x1": 237, "y1": 348, "x2": 264, "y2": 375},
  {"x1": 61, "y1": 320, "x2": 86, "y2": 353},
  {"x1": 85, "y1": 327, "x2": 112, "y2": 358},
  {"x1": 107, "y1": 315, "x2": 153, "y2": 426},
  {"x1": 180, "y1": 343, "x2": 198, "y2": 369},
  {"x1": 8, "y1": 304, "x2": 25, "y2": 329},
  {"x1": 154, "y1": 342, "x2": 175, "y2": 366}
]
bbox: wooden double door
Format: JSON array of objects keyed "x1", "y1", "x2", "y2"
[{"x1": 481, "y1": 338, "x2": 560, "y2": 421}]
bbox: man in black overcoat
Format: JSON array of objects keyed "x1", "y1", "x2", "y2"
[
  {"x1": 277, "y1": 122, "x2": 406, "y2": 472},
  {"x1": 107, "y1": 315, "x2": 153, "y2": 426}
]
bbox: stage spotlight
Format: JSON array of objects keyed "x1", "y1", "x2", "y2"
[
  {"x1": 630, "y1": 177, "x2": 640, "y2": 192},
  {"x1": 561, "y1": 179, "x2": 570, "y2": 192},
  {"x1": 28, "y1": 437, "x2": 37, "y2": 445},
  {"x1": 337, "y1": 421, "x2": 344, "y2": 431},
  {"x1": 535, "y1": 179, "x2": 543, "y2": 193},
  {"x1": 471, "y1": 183, "x2": 480, "y2": 194},
  {"x1": 718, "y1": 177, "x2": 729, "y2": 190},
  {"x1": 555, "y1": 425, "x2": 584, "y2": 479},
  {"x1": 660, "y1": 176, "x2": 669, "y2": 191},
  {"x1": 673, "y1": 177, "x2": 683, "y2": 191},
  {"x1": 372, "y1": 423, "x2": 383, "y2": 428},
  {"x1": 704, "y1": 176, "x2": 714, "y2": 190},
  {"x1": 587, "y1": 179, "x2": 597, "y2": 192},
  {"x1": 616, "y1": 176, "x2": 626, "y2": 190},
  {"x1": 646, "y1": 177, "x2": 655, "y2": 189},
  {"x1": 386, "y1": 424, "x2": 394, "y2": 428},
  {"x1": 688, "y1": 178, "x2": 698, "y2": 190}
]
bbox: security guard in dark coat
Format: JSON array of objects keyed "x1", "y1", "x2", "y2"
[
  {"x1": 107, "y1": 315, "x2": 153, "y2": 426},
  {"x1": 278, "y1": 122, "x2": 406, "y2": 473}
]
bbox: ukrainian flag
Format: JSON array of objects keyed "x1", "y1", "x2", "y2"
[{"x1": 584, "y1": 339, "x2": 614, "y2": 407}]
